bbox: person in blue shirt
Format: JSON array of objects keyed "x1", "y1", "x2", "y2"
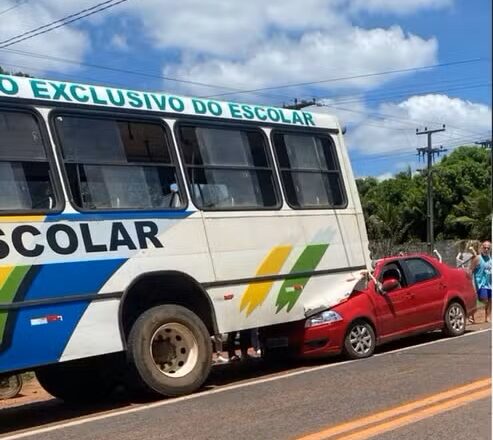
[{"x1": 471, "y1": 240, "x2": 492, "y2": 323}]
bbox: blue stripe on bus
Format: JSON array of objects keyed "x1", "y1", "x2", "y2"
[
  {"x1": 0, "y1": 259, "x2": 125, "y2": 372},
  {"x1": 45, "y1": 211, "x2": 194, "y2": 222}
]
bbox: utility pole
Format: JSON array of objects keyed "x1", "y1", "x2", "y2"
[
  {"x1": 416, "y1": 125, "x2": 446, "y2": 254},
  {"x1": 475, "y1": 139, "x2": 493, "y2": 201}
]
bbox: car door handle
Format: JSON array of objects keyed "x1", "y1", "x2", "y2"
[{"x1": 406, "y1": 292, "x2": 415, "y2": 299}]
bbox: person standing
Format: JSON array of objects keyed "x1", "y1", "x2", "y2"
[
  {"x1": 471, "y1": 240, "x2": 492, "y2": 323},
  {"x1": 227, "y1": 330, "x2": 251, "y2": 361},
  {"x1": 213, "y1": 334, "x2": 229, "y2": 364},
  {"x1": 456, "y1": 240, "x2": 475, "y2": 270}
]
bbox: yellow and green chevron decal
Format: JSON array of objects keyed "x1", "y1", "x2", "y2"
[
  {"x1": 276, "y1": 244, "x2": 329, "y2": 313},
  {"x1": 239, "y1": 243, "x2": 330, "y2": 316},
  {"x1": 240, "y1": 245, "x2": 293, "y2": 316},
  {"x1": 0, "y1": 266, "x2": 31, "y2": 344}
]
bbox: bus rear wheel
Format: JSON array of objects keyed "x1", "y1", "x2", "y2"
[
  {"x1": 35, "y1": 355, "x2": 120, "y2": 403},
  {"x1": 126, "y1": 304, "x2": 212, "y2": 398}
]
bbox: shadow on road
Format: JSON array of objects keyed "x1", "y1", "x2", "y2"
[{"x1": 0, "y1": 329, "x2": 484, "y2": 436}]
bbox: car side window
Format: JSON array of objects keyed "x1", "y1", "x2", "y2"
[
  {"x1": 404, "y1": 258, "x2": 438, "y2": 284},
  {"x1": 379, "y1": 262, "x2": 407, "y2": 288}
]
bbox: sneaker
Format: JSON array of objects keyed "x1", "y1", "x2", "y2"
[{"x1": 215, "y1": 355, "x2": 229, "y2": 364}]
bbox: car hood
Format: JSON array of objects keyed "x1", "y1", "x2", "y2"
[{"x1": 303, "y1": 270, "x2": 368, "y2": 318}]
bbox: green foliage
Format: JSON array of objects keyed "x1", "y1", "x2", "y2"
[{"x1": 357, "y1": 146, "x2": 492, "y2": 244}]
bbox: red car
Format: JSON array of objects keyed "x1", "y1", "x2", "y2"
[{"x1": 261, "y1": 254, "x2": 476, "y2": 360}]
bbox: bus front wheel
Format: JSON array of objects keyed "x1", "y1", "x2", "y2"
[{"x1": 126, "y1": 304, "x2": 212, "y2": 397}]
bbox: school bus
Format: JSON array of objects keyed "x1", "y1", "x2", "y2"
[{"x1": 0, "y1": 74, "x2": 370, "y2": 400}]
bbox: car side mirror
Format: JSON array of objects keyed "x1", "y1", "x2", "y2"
[{"x1": 381, "y1": 278, "x2": 400, "y2": 293}]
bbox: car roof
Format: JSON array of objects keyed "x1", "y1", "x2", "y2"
[{"x1": 376, "y1": 253, "x2": 437, "y2": 266}]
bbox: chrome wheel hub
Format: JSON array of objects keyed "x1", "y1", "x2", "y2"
[
  {"x1": 349, "y1": 325, "x2": 373, "y2": 355},
  {"x1": 449, "y1": 305, "x2": 465, "y2": 332}
]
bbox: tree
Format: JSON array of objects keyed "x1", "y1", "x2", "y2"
[
  {"x1": 445, "y1": 189, "x2": 492, "y2": 240},
  {"x1": 356, "y1": 146, "x2": 492, "y2": 244}
]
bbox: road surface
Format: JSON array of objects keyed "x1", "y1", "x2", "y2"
[{"x1": 0, "y1": 327, "x2": 491, "y2": 440}]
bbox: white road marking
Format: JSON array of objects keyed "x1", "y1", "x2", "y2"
[{"x1": 1, "y1": 328, "x2": 490, "y2": 440}]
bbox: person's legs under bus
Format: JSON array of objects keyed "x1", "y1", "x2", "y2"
[
  {"x1": 227, "y1": 332, "x2": 239, "y2": 360},
  {"x1": 239, "y1": 330, "x2": 251, "y2": 360}
]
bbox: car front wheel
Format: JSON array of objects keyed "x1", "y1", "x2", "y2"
[
  {"x1": 343, "y1": 321, "x2": 376, "y2": 359},
  {"x1": 443, "y1": 302, "x2": 466, "y2": 337}
]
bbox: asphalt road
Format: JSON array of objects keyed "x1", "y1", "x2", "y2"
[{"x1": 0, "y1": 328, "x2": 491, "y2": 440}]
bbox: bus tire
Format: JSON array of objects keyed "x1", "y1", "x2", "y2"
[
  {"x1": 35, "y1": 355, "x2": 119, "y2": 403},
  {"x1": 126, "y1": 304, "x2": 212, "y2": 397}
]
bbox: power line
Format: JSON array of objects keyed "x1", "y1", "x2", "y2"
[
  {"x1": 1, "y1": 58, "x2": 487, "y2": 170},
  {"x1": 1, "y1": 44, "x2": 488, "y2": 108},
  {"x1": 4, "y1": 60, "x2": 488, "y2": 141},
  {"x1": 351, "y1": 136, "x2": 486, "y2": 164},
  {"x1": 313, "y1": 84, "x2": 491, "y2": 135},
  {"x1": 318, "y1": 75, "x2": 488, "y2": 104},
  {"x1": 0, "y1": 61, "x2": 137, "y2": 88},
  {"x1": 315, "y1": 102, "x2": 490, "y2": 138},
  {"x1": 0, "y1": 0, "x2": 28, "y2": 18},
  {"x1": 0, "y1": 46, "x2": 272, "y2": 96},
  {"x1": 323, "y1": 82, "x2": 491, "y2": 106},
  {"x1": 0, "y1": 0, "x2": 129, "y2": 49},
  {"x1": 2, "y1": 58, "x2": 489, "y2": 142},
  {"x1": 0, "y1": 52, "x2": 489, "y2": 139},
  {"x1": 3, "y1": 59, "x2": 488, "y2": 141},
  {"x1": 205, "y1": 58, "x2": 489, "y2": 98}
]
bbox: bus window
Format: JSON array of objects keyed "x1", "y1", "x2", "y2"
[
  {"x1": 178, "y1": 125, "x2": 279, "y2": 210},
  {"x1": 0, "y1": 110, "x2": 57, "y2": 212},
  {"x1": 272, "y1": 132, "x2": 346, "y2": 209},
  {"x1": 54, "y1": 115, "x2": 185, "y2": 211}
]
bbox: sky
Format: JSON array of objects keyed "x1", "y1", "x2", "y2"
[{"x1": 0, "y1": 0, "x2": 491, "y2": 179}]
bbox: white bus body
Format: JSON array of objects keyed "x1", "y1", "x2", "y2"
[{"x1": 0, "y1": 74, "x2": 370, "y2": 398}]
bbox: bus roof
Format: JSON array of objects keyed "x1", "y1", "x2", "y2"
[{"x1": 0, "y1": 74, "x2": 340, "y2": 130}]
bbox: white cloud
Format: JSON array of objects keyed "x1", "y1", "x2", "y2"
[
  {"x1": 345, "y1": 94, "x2": 492, "y2": 158},
  {"x1": 162, "y1": 26, "x2": 437, "y2": 97},
  {"x1": 0, "y1": 0, "x2": 444, "y2": 92},
  {"x1": 120, "y1": 0, "x2": 349, "y2": 58},
  {"x1": 0, "y1": 0, "x2": 91, "y2": 73}
]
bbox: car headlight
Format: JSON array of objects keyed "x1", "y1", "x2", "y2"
[{"x1": 305, "y1": 310, "x2": 343, "y2": 328}]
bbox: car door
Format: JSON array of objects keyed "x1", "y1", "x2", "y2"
[
  {"x1": 401, "y1": 257, "x2": 445, "y2": 328},
  {"x1": 371, "y1": 261, "x2": 416, "y2": 337}
]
